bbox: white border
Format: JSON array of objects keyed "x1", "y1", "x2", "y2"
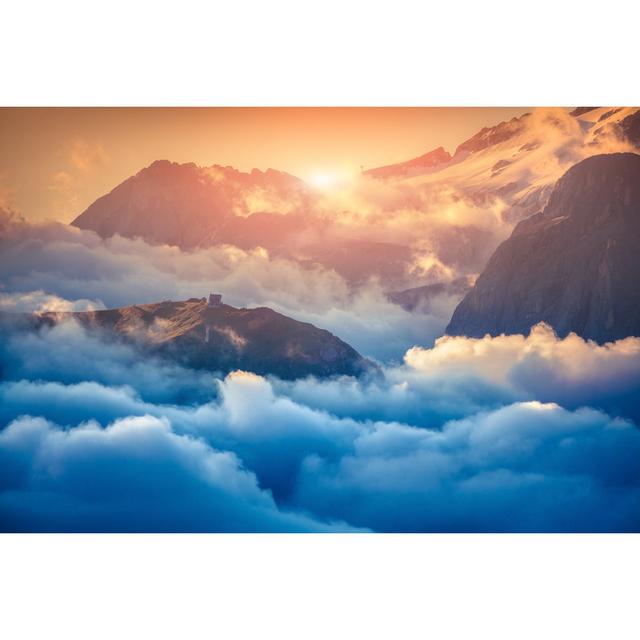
[
  {"x1": 3, "y1": 0, "x2": 640, "y2": 106},
  {"x1": 1, "y1": 534, "x2": 638, "y2": 639}
]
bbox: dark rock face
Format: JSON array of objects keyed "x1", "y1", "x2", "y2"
[
  {"x1": 618, "y1": 111, "x2": 640, "y2": 148},
  {"x1": 570, "y1": 107, "x2": 599, "y2": 117},
  {"x1": 446, "y1": 153, "x2": 640, "y2": 342},
  {"x1": 4, "y1": 299, "x2": 372, "y2": 380}
]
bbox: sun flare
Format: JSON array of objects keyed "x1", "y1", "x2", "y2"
[{"x1": 307, "y1": 173, "x2": 336, "y2": 189}]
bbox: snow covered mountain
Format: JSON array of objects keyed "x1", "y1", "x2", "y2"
[
  {"x1": 71, "y1": 108, "x2": 640, "y2": 292},
  {"x1": 379, "y1": 107, "x2": 640, "y2": 224}
]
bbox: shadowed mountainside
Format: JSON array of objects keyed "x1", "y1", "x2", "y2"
[
  {"x1": 447, "y1": 153, "x2": 640, "y2": 342},
  {"x1": 387, "y1": 276, "x2": 474, "y2": 312},
  {"x1": 2, "y1": 298, "x2": 373, "y2": 380}
]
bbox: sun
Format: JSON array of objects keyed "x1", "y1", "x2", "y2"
[
  {"x1": 307, "y1": 173, "x2": 336, "y2": 190},
  {"x1": 305, "y1": 166, "x2": 358, "y2": 190}
]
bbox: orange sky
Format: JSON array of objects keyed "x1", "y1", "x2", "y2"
[{"x1": 0, "y1": 107, "x2": 529, "y2": 222}]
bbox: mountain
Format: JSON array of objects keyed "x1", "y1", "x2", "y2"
[
  {"x1": 614, "y1": 109, "x2": 640, "y2": 147},
  {"x1": 446, "y1": 153, "x2": 640, "y2": 343},
  {"x1": 70, "y1": 160, "x2": 415, "y2": 286},
  {"x1": 72, "y1": 160, "x2": 309, "y2": 249},
  {"x1": 370, "y1": 107, "x2": 640, "y2": 224},
  {"x1": 363, "y1": 146, "x2": 452, "y2": 180},
  {"x1": 70, "y1": 108, "x2": 640, "y2": 292},
  {"x1": 3, "y1": 298, "x2": 372, "y2": 379},
  {"x1": 453, "y1": 115, "x2": 529, "y2": 155},
  {"x1": 387, "y1": 276, "x2": 474, "y2": 312}
]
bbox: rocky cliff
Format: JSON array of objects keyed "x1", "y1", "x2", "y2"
[{"x1": 446, "y1": 153, "x2": 640, "y2": 342}]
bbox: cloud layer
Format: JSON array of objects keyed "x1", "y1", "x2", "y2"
[
  {"x1": 0, "y1": 209, "x2": 457, "y2": 362},
  {"x1": 1, "y1": 317, "x2": 639, "y2": 532},
  {"x1": 0, "y1": 413, "x2": 353, "y2": 532}
]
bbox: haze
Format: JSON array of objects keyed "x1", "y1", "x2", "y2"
[{"x1": 0, "y1": 107, "x2": 528, "y2": 222}]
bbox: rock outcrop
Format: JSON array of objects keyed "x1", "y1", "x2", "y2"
[{"x1": 446, "y1": 153, "x2": 640, "y2": 342}]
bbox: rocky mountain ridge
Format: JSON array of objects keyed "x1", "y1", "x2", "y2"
[
  {"x1": 446, "y1": 153, "x2": 640, "y2": 342},
  {"x1": 69, "y1": 108, "x2": 640, "y2": 292},
  {"x1": 1, "y1": 298, "x2": 372, "y2": 379}
]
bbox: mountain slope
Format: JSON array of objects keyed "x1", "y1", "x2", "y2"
[
  {"x1": 69, "y1": 108, "x2": 640, "y2": 292},
  {"x1": 363, "y1": 146, "x2": 452, "y2": 179},
  {"x1": 72, "y1": 160, "x2": 308, "y2": 249},
  {"x1": 5, "y1": 298, "x2": 371, "y2": 379},
  {"x1": 446, "y1": 153, "x2": 640, "y2": 342},
  {"x1": 374, "y1": 107, "x2": 640, "y2": 223},
  {"x1": 69, "y1": 160, "x2": 414, "y2": 286},
  {"x1": 387, "y1": 276, "x2": 473, "y2": 312}
]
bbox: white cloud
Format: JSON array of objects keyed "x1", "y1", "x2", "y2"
[
  {"x1": 0, "y1": 289, "x2": 105, "y2": 313},
  {"x1": 0, "y1": 210, "x2": 457, "y2": 361},
  {"x1": 403, "y1": 323, "x2": 640, "y2": 420}
]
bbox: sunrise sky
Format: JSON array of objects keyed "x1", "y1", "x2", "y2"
[{"x1": 0, "y1": 107, "x2": 529, "y2": 222}]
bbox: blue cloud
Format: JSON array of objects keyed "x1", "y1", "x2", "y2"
[
  {"x1": 1, "y1": 370, "x2": 639, "y2": 531},
  {"x1": 0, "y1": 414, "x2": 355, "y2": 533},
  {"x1": 1, "y1": 223, "x2": 640, "y2": 532},
  {"x1": 291, "y1": 402, "x2": 640, "y2": 532}
]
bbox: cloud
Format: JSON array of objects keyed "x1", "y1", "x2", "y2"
[
  {"x1": 0, "y1": 414, "x2": 354, "y2": 532},
  {"x1": 403, "y1": 323, "x2": 640, "y2": 421},
  {"x1": 0, "y1": 289, "x2": 105, "y2": 313},
  {"x1": 68, "y1": 138, "x2": 110, "y2": 173},
  {"x1": 1, "y1": 368, "x2": 639, "y2": 532},
  {"x1": 0, "y1": 211, "x2": 456, "y2": 362},
  {"x1": 2, "y1": 315, "x2": 638, "y2": 431},
  {"x1": 291, "y1": 401, "x2": 640, "y2": 532},
  {"x1": 311, "y1": 174, "x2": 512, "y2": 275},
  {"x1": 268, "y1": 324, "x2": 640, "y2": 439},
  {"x1": 0, "y1": 380, "x2": 154, "y2": 429},
  {"x1": 50, "y1": 170, "x2": 74, "y2": 191},
  {"x1": 0, "y1": 318, "x2": 219, "y2": 405}
]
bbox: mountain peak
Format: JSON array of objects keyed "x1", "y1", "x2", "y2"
[
  {"x1": 447, "y1": 152, "x2": 640, "y2": 343},
  {"x1": 364, "y1": 146, "x2": 452, "y2": 179},
  {"x1": 454, "y1": 114, "x2": 530, "y2": 156},
  {"x1": 8, "y1": 298, "x2": 372, "y2": 380},
  {"x1": 71, "y1": 159, "x2": 305, "y2": 248},
  {"x1": 140, "y1": 159, "x2": 199, "y2": 175}
]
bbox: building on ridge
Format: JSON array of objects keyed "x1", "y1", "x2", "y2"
[{"x1": 208, "y1": 293, "x2": 222, "y2": 308}]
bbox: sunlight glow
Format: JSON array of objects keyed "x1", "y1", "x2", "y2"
[{"x1": 308, "y1": 173, "x2": 336, "y2": 190}]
